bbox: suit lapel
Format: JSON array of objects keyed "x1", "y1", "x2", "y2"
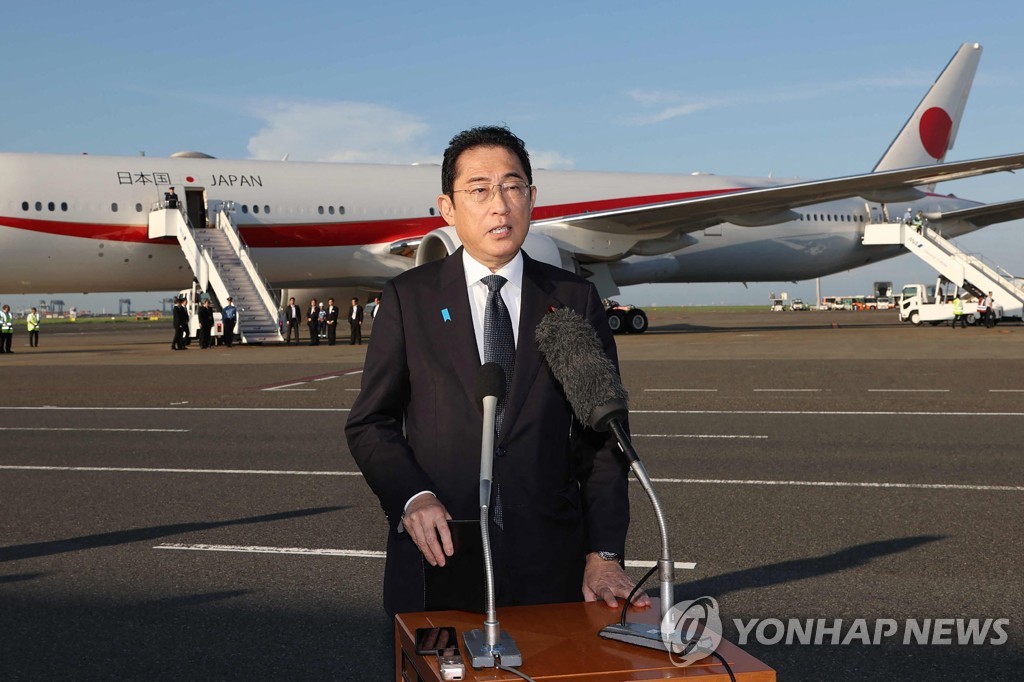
[{"x1": 434, "y1": 249, "x2": 482, "y2": 407}]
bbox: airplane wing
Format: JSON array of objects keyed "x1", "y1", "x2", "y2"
[
  {"x1": 928, "y1": 197, "x2": 1024, "y2": 228},
  {"x1": 533, "y1": 152, "x2": 1024, "y2": 237}
]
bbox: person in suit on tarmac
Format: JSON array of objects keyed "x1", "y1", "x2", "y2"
[
  {"x1": 197, "y1": 299, "x2": 214, "y2": 348},
  {"x1": 171, "y1": 297, "x2": 188, "y2": 350},
  {"x1": 285, "y1": 296, "x2": 301, "y2": 344},
  {"x1": 348, "y1": 297, "x2": 363, "y2": 345},
  {"x1": 307, "y1": 298, "x2": 320, "y2": 346},
  {"x1": 326, "y1": 297, "x2": 339, "y2": 345},
  {"x1": 345, "y1": 125, "x2": 648, "y2": 617}
]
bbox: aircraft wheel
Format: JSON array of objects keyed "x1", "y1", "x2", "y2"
[
  {"x1": 607, "y1": 310, "x2": 625, "y2": 334},
  {"x1": 625, "y1": 309, "x2": 649, "y2": 334}
]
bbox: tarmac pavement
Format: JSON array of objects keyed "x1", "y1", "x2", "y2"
[{"x1": 1, "y1": 310, "x2": 1021, "y2": 680}]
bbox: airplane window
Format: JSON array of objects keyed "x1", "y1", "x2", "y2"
[
  {"x1": 35, "y1": 201, "x2": 42, "y2": 211},
  {"x1": 429, "y1": 207, "x2": 436, "y2": 216},
  {"x1": 241, "y1": 204, "x2": 248, "y2": 214},
  {"x1": 329, "y1": 206, "x2": 335, "y2": 215},
  {"x1": 264, "y1": 205, "x2": 270, "y2": 214},
  {"x1": 111, "y1": 203, "x2": 118, "y2": 212},
  {"x1": 47, "y1": 202, "x2": 55, "y2": 211},
  {"x1": 136, "y1": 203, "x2": 143, "y2": 213},
  {"x1": 318, "y1": 206, "x2": 324, "y2": 215},
  {"x1": 22, "y1": 201, "x2": 29, "y2": 211},
  {"x1": 339, "y1": 206, "x2": 345, "y2": 215},
  {"x1": 253, "y1": 205, "x2": 260, "y2": 214},
  {"x1": 61, "y1": 202, "x2": 68, "y2": 211}
]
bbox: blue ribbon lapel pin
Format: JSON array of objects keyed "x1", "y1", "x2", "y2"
[{"x1": 441, "y1": 308, "x2": 451, "y2": 323}]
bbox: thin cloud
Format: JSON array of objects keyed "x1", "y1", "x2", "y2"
[
  {"x1": 530, "y1": 149, "x2": 575, "y2": 170},
  {"x1": 626, "y1": 70, "x2": 935, "y2": 126},
  {"x1": 246, "y1": 100, "x2": 435, "y2": 164}
]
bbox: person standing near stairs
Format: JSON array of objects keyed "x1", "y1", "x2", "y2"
[
  {"x1": 222, "y1": 297, "x2": 237, "y2": 347},
  {"x1": 307, "y1": 298, "x2": 320, "y2": 346}
]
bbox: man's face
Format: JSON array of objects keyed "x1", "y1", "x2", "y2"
[
  {"x1": 289, "y1": 297, "x2": 295, "y2": 305},
  {"x1": 437, "y1": 145, "x2": 535, "y2": 271}
]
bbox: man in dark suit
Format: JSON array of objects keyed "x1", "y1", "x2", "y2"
[
  {"x1": 345, "y1": 126, "x2": 648, "y2": 617},
  {"x1": 348, "y1": 297, "x2": 363, "y2": 345},
  {"x1": 326, "y1": 297, "x2": 339, "y2": 345},
  {"x1": 306, "y1": 298, "x2": 319, "y2": 346},
  {"x1": 285, "y1": 296, "x2": 301, "y2": 344},
  {"x1": 171, "y1": 296, "x2": 188, "y2": 350}
]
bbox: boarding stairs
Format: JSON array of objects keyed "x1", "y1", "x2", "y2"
[
  {"x1": 148, "y1": 204, "x2": 284, "y2": 343},
  {"x1": 862, "y1": 222, "x2": 1024, "y2": 317}
]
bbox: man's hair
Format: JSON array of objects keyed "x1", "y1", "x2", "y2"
[{"x1": 441, "y1": 125, "x2": 532, "y2": 197}]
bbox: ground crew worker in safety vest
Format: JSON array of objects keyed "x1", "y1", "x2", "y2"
[
  {"x1": 951, "y1": 295, "x2": 964, "y2": 329},
  {"x1": 26, "y1": 307, "x2": 40, "y2": 347},
  {"x1": 0, "y1": 304, "x2": 13, "y2": 353},
  {"x1": 912, "y1": 210, "x2": 925, "y2": 233}
]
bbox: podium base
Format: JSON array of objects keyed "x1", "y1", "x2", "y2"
[
  {"x1": 599, "y1": 621, "x2": 667, "y2": 651},
  {"x1": 462, "y1": 628, "x2": 523, "y2": 668},
  {"x1": 600, "y1": 621, "x2": 717, "y2": 657}
]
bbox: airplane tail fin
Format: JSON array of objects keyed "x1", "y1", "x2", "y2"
[{"x1": 873, "y1": 42, "x2": 982, "y2": 173}]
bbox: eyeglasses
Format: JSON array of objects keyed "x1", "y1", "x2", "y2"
[{"x1": 452, "y1": 181, "x2": 532, "y2": 204}]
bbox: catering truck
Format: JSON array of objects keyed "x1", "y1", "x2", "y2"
[
  {"x1": 898, "y1": 280, "x2": 994, "y2": 326},
  {"x1": 178, "y1": 284, "x2": 225, "y2": 343}
]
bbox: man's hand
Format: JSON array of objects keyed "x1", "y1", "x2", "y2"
[
  {"x1": 402, "y1": 493, "x2": 454, "y2": 567},
  {"x1": 582, "y1": 552, "x2": 652, "y2": 608}
]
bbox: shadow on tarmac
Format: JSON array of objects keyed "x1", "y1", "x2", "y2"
[
  {"x1": 0, "y1": 506, "x2": 348, "y2": 562},
  {"x1": 672, "y1": 535, "x2": 944, "y2": 601}
]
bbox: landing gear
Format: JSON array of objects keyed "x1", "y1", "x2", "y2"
[{"x1": 605, "y1": 300, "x2": 650, "y2": 334}]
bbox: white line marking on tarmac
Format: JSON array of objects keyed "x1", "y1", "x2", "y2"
[
  {"x1": 6, "y1": 407, "x2": 1023, "y2": 416},
  {"x1": 0, "y1": 427, "x2": 189, "y2": 433},
  {"x1": 867, "y1": 389, "x2": 950, "y2": 393},
  {"x1": 314, "y1": 376, "x2": 339, "y2": 382},
  {"x1": 644, "y1": 389, "x2": 718, "y2": 392},
  {"x1": 989, "y1": 389, "x2": 1024, "y2": 393},
  {"x1": 263, "y1": 382, "x2": 315, "y2": 391},
  {"x1": 151, "y1": 543, "x2": 698, "y2": 569},
  {"x1": 0, "y1": 407, "x2": 349, "y2": 412},
  {"x1": 630, "y1": 409, "x2": 1024, "y2": 416},
  {"x1": 753, "y1": 389, "x2": 822, "y2": 392},
  {"x1": 154, "y1": 543, "x2": 385, "y2": 558},
  {"x1": 0, "y1": 465, "x2": 362, "y2": 476},
  {"x1": 633, "y1": 434, "x2": 767, "y2": 439},
  {"x1": 625, "y1": 560, "x2": 696, "y2": 570},
  {"x1": 646, "y1": 478, "x2": 1024, "y2": 492},
  {"x1": 10, "y1": 465, "x2": 1017, "y2": 493}
]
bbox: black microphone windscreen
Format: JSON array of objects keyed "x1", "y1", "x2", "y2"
[
  {"x1": 475, "y1": 362, "x2": 506, "y2": 404},
  {"x1": 534, "y1": 307, "x2": 627, "y2": 430}
]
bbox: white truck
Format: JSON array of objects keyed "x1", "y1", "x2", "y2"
[
  {"x1": 178, "y1": 285, "x2": 224, "y2": 343},
  {"x1": 897, "y1": 281, "x2": 995, "y2": 326}
]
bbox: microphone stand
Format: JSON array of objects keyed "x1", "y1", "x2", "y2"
[
  {"x1": 598, "y1": 418, "x2": 677, "y2": 651},
  {"x1": 462, "y1": 391, "x2": 523, "y2": 668}
]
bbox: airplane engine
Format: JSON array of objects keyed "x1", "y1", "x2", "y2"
[{"x1": 414, "y1": 225, "x2": 566, "y2": 270}]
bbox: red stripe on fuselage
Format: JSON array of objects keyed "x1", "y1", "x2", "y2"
[{"x1": 0, "y1": 188, "x2": 742, "y2": 248}]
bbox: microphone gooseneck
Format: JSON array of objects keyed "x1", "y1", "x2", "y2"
[
  {"x1": 463, "y1": 363, "x2": 523, "y2": 668},
  {"x1": 535, "y1": 307, "x2": 675, "y2": 623}
]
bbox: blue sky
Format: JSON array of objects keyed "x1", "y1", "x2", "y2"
[{"x1": 3, "y1": 0, "x2": 1024, "y2": 311}]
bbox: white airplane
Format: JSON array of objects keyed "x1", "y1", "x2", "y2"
[{"x1": 3, "y1": 42, "x2": 1024, "y2": 332}]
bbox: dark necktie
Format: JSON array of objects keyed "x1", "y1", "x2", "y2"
[
  {"x1": 481, "y1": 275, "x2": 515, "y2": 435},
  {"x1": 481, "y1": 274, "x2": 515, "y2": 529}
]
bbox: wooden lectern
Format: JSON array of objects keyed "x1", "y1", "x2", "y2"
[{"x1": 395, "y1": 599, "x2": 775, "y2": 681}]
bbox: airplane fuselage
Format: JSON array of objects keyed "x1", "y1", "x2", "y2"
[{"x1": 0, "y1": 152, "x2": 982, "y2": 295}]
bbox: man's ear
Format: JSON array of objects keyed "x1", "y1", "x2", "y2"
[{"x1": 437, "y1": 193, "x2": 456, "y2": 226}]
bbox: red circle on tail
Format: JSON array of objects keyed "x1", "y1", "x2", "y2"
[{"x1": 919, "y1": 107, "x2": 953, "y2": 160}]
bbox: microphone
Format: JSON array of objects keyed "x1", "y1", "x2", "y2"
[
  {"x1": 535, "y1": 307, "x2": 677, "y2": 649},
  {"x1": 463, "y1": 363, "x2": 523, "y2": 669}
]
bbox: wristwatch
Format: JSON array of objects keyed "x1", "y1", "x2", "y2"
[{"x1": 596, "y1": 551, "x2": 622, "y2": 562}]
